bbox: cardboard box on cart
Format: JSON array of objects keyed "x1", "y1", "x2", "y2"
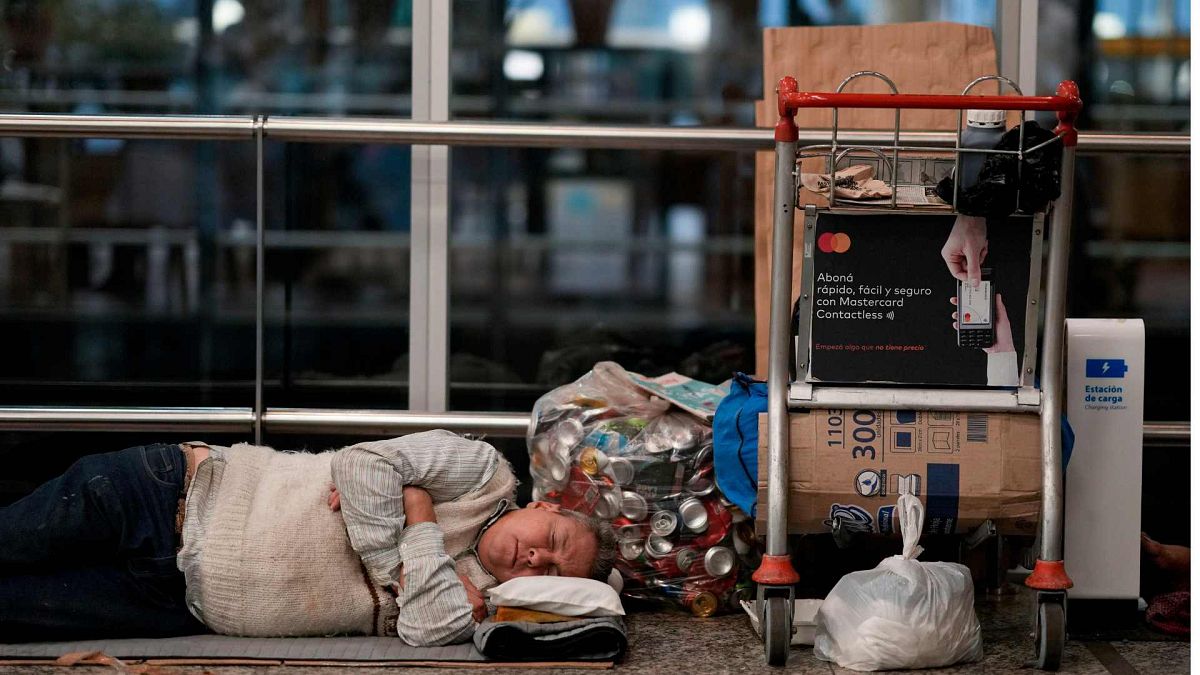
[{"x1": 756, "y1": 410, "x2": 1041, "y2": 536}]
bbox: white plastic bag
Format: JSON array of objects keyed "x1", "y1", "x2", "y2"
[{"x1": 813, "y1": 494, "x2": 983, "y2": 671}]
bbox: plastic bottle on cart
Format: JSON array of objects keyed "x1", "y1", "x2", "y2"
[{"x1": 958, "y1": 109, "x2": 1007, "y2": 190}]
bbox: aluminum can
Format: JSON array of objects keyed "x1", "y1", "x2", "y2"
[
  {"x1": 570, "y1": 395, "x2": 607, "y2": 409},
  {"x1": 634, "y1": 458, "x2": 681, "y2": 494},
  {"x1": 618, "y1": 539, "x2": 645, "y2": 562},
  {"x1": 650, "y1": 510, "x2": 678, "y2": 537},
  {"x1": 594, "y1": 488, "x2": 622, "y2": 519},
  {"x1": 692, "y1": 498, "x2": 733, "y2": 548},
  {"x1": 611, "y1": 516, "x2": 645, "y2": 543},
  {"x1": 620, "y1": 490, "x2": 649, "y2": 521},
  {"x1": 691, "y1": 571, "x2": 738, "y2": 598},
  {"x1": 732, "y1": 521, "x2": 756, "y2": 555},
  {"x1": 685, "y1": 464, "x2": 716, "y2": 497},
  {"x1": 606, "y1": 457, "x2": 635, "y2": 486},
  {"x1": 670, "y1": 425, "x2": 699, "y2": 452},
  {"x1": 687, "y1": 591, "x2": 719, "y2": 618},
  {"x1": 675, "y1": 548, "x2": 698, "y2": 575},
  {"x1": 531, "y1": 450, "x2": 570, "y2": 489},
  {"x1": 643, "y1": 433, "x2": 671, "y2": 455},
  {"x1": 579, "y1": 446, "x2": 608, "y2": 476},
  {"x1": 553, "y1": 418, "x2": 585, "y2": 454},
  {"x1": 532, "y1": 434, "x2": 553, "y2": 456},
  {"x1": 691, "y1": 442, "x2": 713, "y2": 469},
  {"x1": 559, "y1": 467, "x2": 601, "y2": 514},
  {"x1": 703, "y1": 546, "x2": 736, "y2": 578},
  {"x1": 531, "y1": 485, "x2": 557, "y2": 503},
  {"x1": 645, "y1": 534, "x2": 674, "y2": 559},
  {"x1": 646, "y1": 553, "x2": 681, "y2": 579},
  {"x1": 678, "y1": 497, "x2": 709, "y2": 533}
]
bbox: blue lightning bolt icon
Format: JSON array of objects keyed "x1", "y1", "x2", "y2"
[{"x1": 1086, "y1": 359, "x2": 1128, "y2": 378}]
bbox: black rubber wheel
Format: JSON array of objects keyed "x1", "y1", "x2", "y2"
[
  {"x1": 764, "y1": 596, "x2": 790, "y2": 666},
  {"x1": 1035, "y1": 600, "x2": 1065, "y2": 671}
]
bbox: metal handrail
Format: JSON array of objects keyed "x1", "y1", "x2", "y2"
[
  {"x1": 0, "y1": 407, "x2": 255, "y2": 433},
  {"x1": 262, "y1": 409, "x2": 531, "y2": 437},
  {"x1": 0, "y1": 114, "x2": 1186, "y2": 154},
  {"x1": 0, "y1": 407, "x2": 1186, "y2": 443}
]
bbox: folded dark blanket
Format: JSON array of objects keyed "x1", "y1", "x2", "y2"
[{"x1": 473, "y1": 616, "x2": 627, "y2": 662}]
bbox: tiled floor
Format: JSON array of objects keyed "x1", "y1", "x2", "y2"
[{"x1": 4, "y1": 590, "x2": 1189, "y2": 674}]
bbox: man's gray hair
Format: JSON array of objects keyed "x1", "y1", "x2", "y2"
[{"x1": 561, "y1": 509, "x2": 617, "y2": 582}]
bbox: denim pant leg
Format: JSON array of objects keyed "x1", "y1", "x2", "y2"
[
  {"x1": 0, "y1": 562, "x2": 207, "y2": 642},
  {"x1": 0, "y1": 444, "x2": 183, "y2": 567},
  {"x1": 0, "y1": 444, "x2": 206, "y2": 640}
]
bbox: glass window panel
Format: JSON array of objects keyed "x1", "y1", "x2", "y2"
[
  {"x1": 1036, "y1": 0, "x2": 1191, "y2": 420},
  {"x1": 0, "y1": 1, "x2": 416, "y2": 410},
  {"x1": 449, "y1": 0, "x2": 998, "y2": 411},
  {"x1": 262, "y1": 142, "x2": 411, "y2": 409},
  {"x1": 1072, "y1": 154, "x2": 1190, "y2": 420},
  {"x1": 1043, "y1": 0, "x2": 1189, "y2": 132},
  {"x1": 0, "y1": 137, "x2": 256, "y2": 406},
  {"x1": 0, "y1": 1, "x2": 414, "y2": 116}
]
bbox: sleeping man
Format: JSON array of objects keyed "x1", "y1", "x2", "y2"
[{"x1": 0, "y1": 431, "x2": 615, "y2": 645}]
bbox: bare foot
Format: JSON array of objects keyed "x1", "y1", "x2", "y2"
[{"x1": 1143, "y1": 532, "x2": 1190, "y2": 593}]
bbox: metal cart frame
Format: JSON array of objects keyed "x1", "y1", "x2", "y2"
[{"x1": 751, "y1": 73, "x2": 1082, "y2": 669}]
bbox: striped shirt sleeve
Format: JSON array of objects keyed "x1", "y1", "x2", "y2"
[
  {"x1": 391, "y1": 522, "x2": 476, "y2": 646},
  {"x1": 329, "y1": 429, "x2": 498, "y2": 595}
]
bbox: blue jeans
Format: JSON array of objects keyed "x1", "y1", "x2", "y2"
[{"x1": 0, "y1": 444, "x2": 208, "y2": 641}]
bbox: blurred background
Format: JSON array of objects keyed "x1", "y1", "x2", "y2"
[{"x1": 0, "y1": 1, "x2": 1188, "y2": 512}]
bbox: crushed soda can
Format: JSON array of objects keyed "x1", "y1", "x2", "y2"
[
  {"x1": 691, "y1": 498, "x2": 733, "y2": 548},
  {"x1": 650, "y1": 510, "x2": 679, "y2": 537},
  {"x1": 685, "y1": 464, "x2": 716, "y2": 497},
  {"x1": 703, "y1": 546, "x2": 736, "y2": 578},
  {"x1": 579, "y1": 446, "x2": 609, "y2": 476},
  {"x1": 645, "y1": 534, "x2": 674, "y2": 559},
  {"x1": 607, "y1": 457, "x2": 636, "y2": 486},
  {"x1": 686, "y1": 590, "x2": 720, "y2": 617},
  {"x1": 594, "y1": 488, "x2": 623, "y2": 519},
  {"x1": 678, "y1": 497, "x2": 709, "y2": 534},
  {"x1": 620, "y1": 491, "x2": 649, "y2": 521}
]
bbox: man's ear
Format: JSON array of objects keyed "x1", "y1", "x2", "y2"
[{"x1": 526, "y1": 501, "x2": 562, "y2": 513}]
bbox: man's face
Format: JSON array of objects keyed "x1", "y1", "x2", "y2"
[{"x1": 477, "y1": 502, "x2": 598, "y2": 583}]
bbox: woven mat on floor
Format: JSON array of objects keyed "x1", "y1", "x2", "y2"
[{"x1": 0, "y1": 635, "x2": 614, "y2": 668}]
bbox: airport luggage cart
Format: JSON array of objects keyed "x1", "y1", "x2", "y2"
[{"x1": 752, "y1": 72, "x2": 1083, "y2": 669}]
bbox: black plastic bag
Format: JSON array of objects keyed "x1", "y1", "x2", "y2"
[{"x1": 936, "y1": 121, "x2": 1063, "y2": 217}]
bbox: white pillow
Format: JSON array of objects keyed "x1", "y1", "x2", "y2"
[{"x1": 487, "y1": 576, "x2": 625, "y2": 617}]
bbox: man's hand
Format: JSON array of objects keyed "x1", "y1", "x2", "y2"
[
  {"x1": 403, "y1": 485, "x2": 436, "y2": 526},
  {"x1": 328, "y1": 484, "x2": 341, "y2": 511},
  {"x1": 458, "y1": 573, "x2": 488, "y2": 623},
  {"x1": 941, "y1": 215, "x2": 988, "y2": 287}
]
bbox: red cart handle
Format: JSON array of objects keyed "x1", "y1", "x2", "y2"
[{"x1": 774, "y1": 76, "x2": 1081, "y2": 146}]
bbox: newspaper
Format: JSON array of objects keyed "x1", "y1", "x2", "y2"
[
  {"x1": 627, "y1": 371, "x2": 728, "y2": 421},
  {"x1": 824, "y1": 184, "x2": 949, "y2": 208},
  {"x1": 895, "y1": 184, "x2": 948, "y2": 205}
]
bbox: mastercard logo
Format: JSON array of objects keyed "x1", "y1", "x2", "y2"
[{"x1": 817, "y1": 232, "x2": 852, "y2": 254}]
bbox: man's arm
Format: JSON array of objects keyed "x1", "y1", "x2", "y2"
[
  {"x1": 329, "y1": 429, "x2": 499, "y2": 588},
  {"x1": 391, "y1": 486, "x2": 476, "y2": 646}
]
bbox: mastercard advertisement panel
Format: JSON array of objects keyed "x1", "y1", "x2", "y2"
[{"x1": 805, "y1": 212, "x2": 1034, "y2": 387}]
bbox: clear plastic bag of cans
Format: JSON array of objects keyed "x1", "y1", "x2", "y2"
[{"x1": 528, "y1": 361, "x2": 760, "y2": 616}]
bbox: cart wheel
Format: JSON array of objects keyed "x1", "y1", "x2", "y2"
[
  {"x1": 1035, "y1": 600, "x2": 1065, "y2": 671},
  {"x1": 764, "y1": 596, "x2": 791, "y2": 666}
]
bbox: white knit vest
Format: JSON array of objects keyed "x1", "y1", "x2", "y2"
[{"x1": 185, "y1": 443, "x2": 515, "y2": 637}]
